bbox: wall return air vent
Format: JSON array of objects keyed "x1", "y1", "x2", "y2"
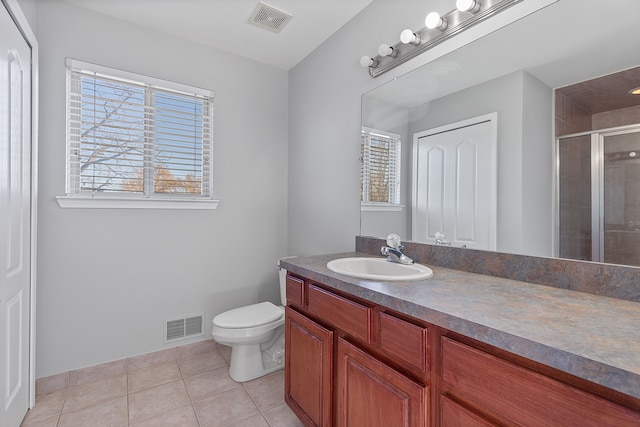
[
  {"x1": 248, "y1": 2, "x2": 292, "y2": 33},
  {"x1": 164, "y1": 314, "x2": 204, "y2": 343}
]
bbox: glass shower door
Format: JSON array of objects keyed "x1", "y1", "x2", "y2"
[
  {"x1": 559, "y1": 127, "x2": 640, "y2": 266},
  {"x1": 602, "y1": 129, "x2": 640, "y2": 266}
]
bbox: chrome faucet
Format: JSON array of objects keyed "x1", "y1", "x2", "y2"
[{"x1": 381, "y1": 233, "x2": 414, "y2": 265}]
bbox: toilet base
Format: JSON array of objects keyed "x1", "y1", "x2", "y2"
[{"x1": 228, "y1": 328, "x2": 284, "y2": 382}]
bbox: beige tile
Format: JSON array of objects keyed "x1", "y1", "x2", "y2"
[
  {"x1": 21, "y1": 389, "x2": 66, "y2": 424},
  {"x1": 184, "y1": 365, "x2": 240, "y2": 401},
  {"x1": 58, "y1": 397, "x2": 127, "y2": 427},
  {"x1": 128, "y1": 360, "x2": 181, "y2": 393},
  {"x1": 128, "y1": 380, "x2": 191, "y2": 423},
  {"x1": 20, "y1": 414, "x2": 60, "y2": 427},
  {"x1": 263, "y1": 404, "x2": 305, "y2": 427},
  {"x1": 243, "y1": 370, "x2": 285, "y2": 411},
  {"x1": 62, "y1": 373, "x2": 127, "y2": 414},
  {"x1": 176, "y1": 339, "x2": 217, "y2": 359},
  {"x1": 178, "y1": 350, "x2": 227, "y2": 377},
  {"x1": 218, "y1": 345, "x2": 232, "y2": 364},
  {"x1": 129, "y1": 405, "x2": 199, "y2": 427},
  {"x1": 36, "y1": 372, "x2": 68, "y2": 397},
  {"x1": 221, "y1": 413, "x2": 270, "y2": 427},
  {"x1": 128, "y1": 347, "x2": 177, "y2": 371},
  {"x1": 69, "y1": 359, "x2": 127, "y2": 387},
  {"x1": 193, "y1": 387, "x2": 259, "y2": 427}
]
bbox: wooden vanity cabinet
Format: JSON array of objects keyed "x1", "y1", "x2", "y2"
[
  {"x1": 284, "y1": 273, "x2": 640, "y2": 427},
  {"x1": 440, "y1": 337, "x2": 640, "y2": 427},
  {"x1": 285, "y1": 307, "x2": 333, "y2": 427},
  {"x1": 284, "y1": 274, "x2": 430, "y2": 427},
  {"x1": 336, "y1": 338, "x2": 428, "y2": 426}
]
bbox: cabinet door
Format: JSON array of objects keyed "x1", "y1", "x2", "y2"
[
  {"x1": 441, "y1": 396, "x2": 496, "y2": 427},
  {"x1": 336, "y1": 338, "x2": 428, "y2": 427},
  {"x1": 442, "y1": 337, "x2": 640, "y2": 427},
  {"x1": 285, "y1": 307, "x2": 333, "y2": 427}
]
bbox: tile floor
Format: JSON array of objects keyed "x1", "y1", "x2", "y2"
[{"x1": 21, "y1": 341, "x2": 303, "y2": 427}]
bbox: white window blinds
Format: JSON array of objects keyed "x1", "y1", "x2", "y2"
[
  {"x1": 66, "y1": 59, "x2": 214, "y2": 200},
  {"x1": 361, "y1": 128, "x2": 401, "y2": 205}
]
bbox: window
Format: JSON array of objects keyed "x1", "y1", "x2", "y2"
[
  {"x1": 58, "y1": 59, "x2": 217, "y2": 209},
  {"x1": 361, "y1": 127, "x2": 402, "y2": 211}
]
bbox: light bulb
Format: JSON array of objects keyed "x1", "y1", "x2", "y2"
[
  {"x1": 457, "y1": 0, "x2": 481, "y2": 12},
  {"x1": 425, "y1": 12, "x2": 447, "y2": 30},
  {"x1": 378, "y1": 44, "x2": 398, "y2": 58},
  {"x1": 360, "y1": 56, "x2": 377, "y2": 68},
  {"x1": 400, "y1": 29, "x2": 421, "y2": 45}
]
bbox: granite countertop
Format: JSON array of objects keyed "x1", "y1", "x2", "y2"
[{"x1": 280, "y1": 252, "x2": 640, "y2": 400}]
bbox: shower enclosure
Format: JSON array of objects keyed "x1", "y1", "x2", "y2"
[{"x1": 558, "y1": 125, "x2": 640, "y2": 266}]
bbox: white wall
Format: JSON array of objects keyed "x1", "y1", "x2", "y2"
[
  {"x1": 36, "y1": 0, "x2": 288, "y2": 377},
  {"x1": 288, "y1": 0, "x2": 454, "y2": 256}
]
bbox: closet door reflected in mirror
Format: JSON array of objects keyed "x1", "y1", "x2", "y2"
[{"x1": 558, "y1": 127, "x2": 640, "y2": 266}]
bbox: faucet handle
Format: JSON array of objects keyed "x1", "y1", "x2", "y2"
[
  {"x1": 386, "y1": 233, "x2": 402, "y2": 249},
  {"x1": 434, "y1": 231, "x2": 451, "y2": 246}
]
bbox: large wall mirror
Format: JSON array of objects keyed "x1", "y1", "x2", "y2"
[{"x1": 361, "y1": 0, "x2": 640, "y2": 265}]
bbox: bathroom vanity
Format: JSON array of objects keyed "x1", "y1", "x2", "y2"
[{"x1": 281, "y1": 250, "x2": 640, "y2": 426}]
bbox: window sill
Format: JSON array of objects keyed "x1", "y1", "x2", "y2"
[
  {"x1": 360, "y1": 203, "x2": 405, "y2": 212},
  {"x1": 56, "y1": 195, "x2": 220, "y2": 210}
]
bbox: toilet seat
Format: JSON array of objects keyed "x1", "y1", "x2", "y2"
[{"x1": 213, "y1": 301, "x2": 283, "y2": 329}]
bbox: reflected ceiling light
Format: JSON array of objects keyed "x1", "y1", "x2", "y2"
[
  {"x1": 630, "y1": 152, "x2": 637, "y2": 158},
  {"x1": 360, "y1": 56, "x2": 378, "y2": 68},
  {"x1": 630, "y1": 87, "x2": 640, "y2": 95},
  {"x1": 378, "y1": 43, "x2": 399, "y2": 58},
  {"x1": 400, "y1": 29, "x2": 421, "y2": 45},
  {"x1": 425, "y1": 12, "x2": 447, "y2": 30},
  {"x1": 457, "y1": 0, "x2": 481, "y2": 13}
]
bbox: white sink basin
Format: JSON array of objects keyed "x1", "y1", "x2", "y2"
[{"x1": 326, "y1": 257, "x2": 433, "y2": 281}]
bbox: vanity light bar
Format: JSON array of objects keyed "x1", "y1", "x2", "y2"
[{"x1": 364, "y1": 0, "x2": 524, "y2": 78}]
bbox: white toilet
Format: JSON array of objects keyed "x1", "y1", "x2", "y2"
[{"x1": 212, "y1": 262, "x2": 288, "y2": 382}]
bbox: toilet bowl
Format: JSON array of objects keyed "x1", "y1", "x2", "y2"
[{"x1": 212, "y1": 261, "x2": 289, "y2": 382}]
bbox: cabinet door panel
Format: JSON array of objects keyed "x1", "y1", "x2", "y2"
[
  {"x1": 442, "y1": 337, "x2": 640, "y2": 427},
  {"x1": 285, "y1": 308, "x2": 333, "y2": 427},
  {"x1": 336, "y1": 338, "x2": 427, "y2": 427},
  {"x1": 307, "y1": 285, "x2": 371, "y2": 342}
]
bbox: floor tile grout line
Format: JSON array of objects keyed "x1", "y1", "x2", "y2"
[
  {"x1": 125, "y1": 358, "x2": 130, "y2": 427},
  {"x1": 241, "y1": 381, "x2": 275, "y2": 427}
]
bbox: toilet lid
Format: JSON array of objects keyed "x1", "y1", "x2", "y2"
[{"x1": 213, "y1": 301, "x2": 283, "y2": 328}]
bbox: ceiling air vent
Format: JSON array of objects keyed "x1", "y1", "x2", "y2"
[
  {"x1": 164, "y1": 313, "x2": 203, "y2": 343},
  {"x1": 248, "y1": 2, "x2": 292, "y2": 33}
]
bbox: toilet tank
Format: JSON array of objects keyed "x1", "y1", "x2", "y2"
[
  {"x1": 278, "y1": 266, "x2": 287, "y2": 306},
  {"x1": 278, "y1": 257, "x2": 295, "y2": 306}
]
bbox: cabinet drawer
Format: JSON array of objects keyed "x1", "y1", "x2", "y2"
[
  {"x1": 285, "y1": 275, "x2": 304, "y2": 307},
  {"x1": 441, "y1": 337, "x2": 640, "y2": 427},
  {"x1": 307, "y1": 285, "x2": 371, "y2": 342},
  {"x1": 379, "y1": 312, "x2": 428, "y2": 372}
]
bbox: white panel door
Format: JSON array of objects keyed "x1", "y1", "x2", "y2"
[
  {"x1": 1, "y1": 2, "x2": 32, "y2": 426},
  {"x1": 412, "y1": 114, "x2": 496, "y2": 250}
]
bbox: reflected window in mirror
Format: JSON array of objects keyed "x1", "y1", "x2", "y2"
[{"x1": 361, "y1": 128, "x2": 402, "y2": 211}]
